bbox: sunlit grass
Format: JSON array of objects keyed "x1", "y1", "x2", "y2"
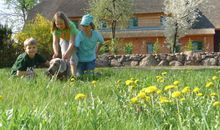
[{"x1": 0, "y1": 68, "x2": 220, "y2": 129}]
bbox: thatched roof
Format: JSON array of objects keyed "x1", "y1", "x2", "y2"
[{"x1": 27, "y1": 0, "x2": 220, "y2": 29}]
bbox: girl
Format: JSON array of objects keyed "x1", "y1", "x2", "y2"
[
  {"x1": 51, "y1": 11, "x2": 79, "y2": 76},
  {"x1": 75, "y1": 14, "x2": 104, "y2": 76}
]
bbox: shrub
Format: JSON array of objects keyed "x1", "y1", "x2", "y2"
[
  {"x1": 14, "y1": 14, "x2": 52, "y2": 59},
  {"x1": 0, "y1": 24, "x2": 23, "y2": 68},
  {"x1": 124, "y1": 42, "x2": 133, "y2": 54}
]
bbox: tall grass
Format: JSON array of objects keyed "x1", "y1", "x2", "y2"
[{"x1": 0, "y1": 68, "x2": 219, "y2": 130}]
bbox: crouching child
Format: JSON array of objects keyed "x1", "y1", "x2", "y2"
[{"x1": 11, "y1": 37, "x2": 49, "y2": 78}]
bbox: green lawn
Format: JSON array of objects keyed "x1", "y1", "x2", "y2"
[{"x1": 0, "y1": 68, "x2": 220, "y2": 130}]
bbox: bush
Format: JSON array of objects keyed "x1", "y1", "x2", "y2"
[
  {"x1": 124, "y1": 42, "x2": 133, "y2": 54},
  {"x1": 14, "y1": 14, "x2": 53, "y2": 60},
  {"x1": 0, "y1": 24, "x2": 23, "y2": 68}
]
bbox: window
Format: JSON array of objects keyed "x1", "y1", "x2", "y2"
[
  {"x1": 147, "y1": 43, "x2": 154, "y2": 54},
  {"x1": 160, "y1": 16, "x2": 166, "y2": 27},
  {"x1": 129, "y1": 17, "x2": 138, "y2": 28},
  {"x1": 192, "y1": 41, "x2": 203, "y2": 51},
  {"x1": 100, "y1": 21, "x2": 107, "y2": 29}
]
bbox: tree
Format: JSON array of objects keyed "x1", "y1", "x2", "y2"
[
  {"x1": 88, "y1": 0, "x2": 133, "y2": 40},
  {"x1": 1, "y1": 0, "x2": 40, "y2": 32},
  {"x1": 14, "y1": 14, "x2": 52, "y2": 59},
  {"x1": 163, "y1": 0, "x2": 208, "y2": 53}
]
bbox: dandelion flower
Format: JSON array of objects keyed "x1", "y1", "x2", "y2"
[
  {"x1": 134, "y1": 79, "x2": 139, "y2": 84},
  {"x1": 173, "y1": 80, "x2": 180, "y2": 86},
  {"x1": 162, "y1": 71, "x2": 167, "y2": 76},
  {"x1": 159, "y1": 96, "x2": 171, "y2": 103},
  {"x1": 180, "y1": 98, "x2": 185, "y2": 102},
  {"x1": 125, "y1": 80, "x2": 134, "y2": 86},
  {"x1": 157, "y1": 89, "x2": 162, "y2": 94},
  {"x1": 130, "y1": 97, "x2": 138, "y2": 104},
  {"x1": 145, "y1": 86, "x2": 158, "y2": 94},
  {"x1": 210, "y1": 92, "x2": 218, "y2": 97},
  {"x1": 75, "y1": 93, "x2": 86, "y2": 100},
  {"x1": 193, "y1": 87, "x2": 200, "y2": 93},
  {"x1": 172, "y1": 91, "x2": 181, "y2": 98},
  {"x1": 212, "y1": 76, "x2": 218, "y2": 80},
  {"x1": 0, "y1": 95, "x2": 3, "y2": 101},
  {"x1": 164, "y1": 85, "x2": 177, "y2": 91},
  {"x1": 197, "y1": 93, "x2": 203, "y2": 96},
  {"x1": 145, "y1": 96, "x2": 151, "y2": 102},
  {"x1": 182, "y1": 86, "x2": 190, "y2": 93},
  {"x1": 137, "y1": 91, "x2": 146, "y2": 99},
  {"x1": 213, "y1": 101, "x2": 220, "y2": 107},
  {"x1": 205, "y1": 81, "x2": 214, "y2": 88},
  {"x1": 92, "y1": 80, "x2": 96, "y2": 87}
]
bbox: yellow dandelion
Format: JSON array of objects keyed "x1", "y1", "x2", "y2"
[
  {"x1": 210, "y1": 92, "x2": 218, "y2": 97},
  {"x1": 213, "y1": 101, "x2": 220, "y2": 107},
  {"x1": 193, "y1": 87, "x2": 200, "y2": 93},
  {"x1": 157, "y1": 89, "x2": 162, "y2": 94},
  {"x1": 134, "y1": 79, "x2": 139, "y2": 84},
  {"x1": 173, "y1": 80, "x2": 180, "y2": 86},
  {"x1": 137, "y1": 91, "x2": 146, "y2": 99},
  {"x1": 156, "y1": 75, "x2": 162, "y2": 79},
  {"x1": 182, "y1": 86, "x2": 190, "y2": 93},
  {"x1": 212, "y1": 76, "x2": 218, "y2": 80},
  {"x1": 164, "y1": 85, "x2": 177, "y2": 91},
  {"x1": 145, "y1": 96, "x2": 151, "y2": 102},
  {"x1": 159, "y1": 96, "x2": 171, "y2": 103},
  {"x1": 172, "y1": 91, "x2": 181, "y2": 98},
  {"x1": 180, "y1": 98, "x2": 185, "y2": 102},
  {"x1": 70, "y1": 77, "x2": 76, "y2": 82},
  {"x1": 75, "y1": 93, "x2": 86, "y2": 100},
  {"x1": 0, "y1": 95, "x2": 3, "y2": 101},
  {"x1": 130, "y1": 97, "x2": 138, "y2": 104},
  {"x1": 161, "y1": 71, "x2": 167, "y2": 76},
  {"x1": 205, "y1": 81, "x2": 214, "y2": 88},
  {"x1": 145, "y1": 86, "x2": 158, "y2": 94},
  {"x1": 116, "y1": 80, "x2": 121, "y2": 84},
  {"x1": 125, "y1": 80, "x2": 134, "y2": 86},
  {"x1": 91, "y1": 80, "x2": 97, "y2": 87},
  {"x1": 197, "y1": 93, "x2": 203, "y2": 96}
]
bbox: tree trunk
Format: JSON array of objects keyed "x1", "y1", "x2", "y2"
[
  {"x1": 173, "y1": 22, "x2": 178, "y2": 53},
  {"x1": 111, "y1": 20, "x2": 116, "y2": 39}
]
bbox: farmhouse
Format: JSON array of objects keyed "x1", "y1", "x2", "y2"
[{"x1": 28, "y1": 0, "x2": 220, "y2": 54}]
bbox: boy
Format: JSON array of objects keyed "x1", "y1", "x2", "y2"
[{"x1": 11, "y1": 37, "x2": 49, "y2": 77}]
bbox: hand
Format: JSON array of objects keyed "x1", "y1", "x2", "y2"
[
  {"x1": 52, "y1": 53, "x2": 59, "y2": 58},
  {"x1": 62, "y1": 51, "x2": 71, "y2": 60}
]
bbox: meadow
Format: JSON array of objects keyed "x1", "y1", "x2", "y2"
[{"x1": 0, "y1": 67, "x2": 220, "y2": 130}]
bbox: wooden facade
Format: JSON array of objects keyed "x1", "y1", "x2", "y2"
[{"x1": 27, "y1": 0, "x2": 219, "y2": 54}]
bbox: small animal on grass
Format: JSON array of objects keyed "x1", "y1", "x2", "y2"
[{"x1": 46, "y1": 58, "x2": 71, "y2": 80}]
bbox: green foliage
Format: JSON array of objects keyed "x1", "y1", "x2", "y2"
[
  {"x1": 124, "y1": 42, "x2": 133, "y2": 54},
  {"x1": 153, "y1": 38, "x2": 160, "y2": 54},
  {"x1": 0, "y1": 24, "x2": 23, "y2": 67},
  {"x1": 89, "y1": 0, "x2": 133, "y2": 39},
  {"x1": 15, "y1": 14, "x2": 52, "y2": 59},
  {"x1": 185, "y1": 39, "x2": 193, "y2": 51}
]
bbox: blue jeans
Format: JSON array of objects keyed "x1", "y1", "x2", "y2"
[{"x1": 76, "y1": 59, "x2": 96, "y2": 76}]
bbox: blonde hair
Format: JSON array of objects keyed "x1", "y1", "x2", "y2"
[
  {"x1": 24, "y1": 37, "x2": 37, "y2": 47},
  {"x1": 52, "y1": 11, "x2": 70, "y2": 32}
]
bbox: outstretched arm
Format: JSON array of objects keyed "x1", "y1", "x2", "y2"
[
  {"x1": 63, "y1": 34, "x2": 76, "y2": 60},
  {"x1": 52, "y1": 34, "x2": 60, "y2": 58}
]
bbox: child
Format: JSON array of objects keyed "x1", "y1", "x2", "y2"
[
  {"x1": 11, "y1": 37, "x2": 49, "y2": 77},
  {"x1": 51, "y1": 11, "x2": 79, "y2": 77},
  {"x1": 75, "y1": 14, "x2": 104, "y2": 76}
]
